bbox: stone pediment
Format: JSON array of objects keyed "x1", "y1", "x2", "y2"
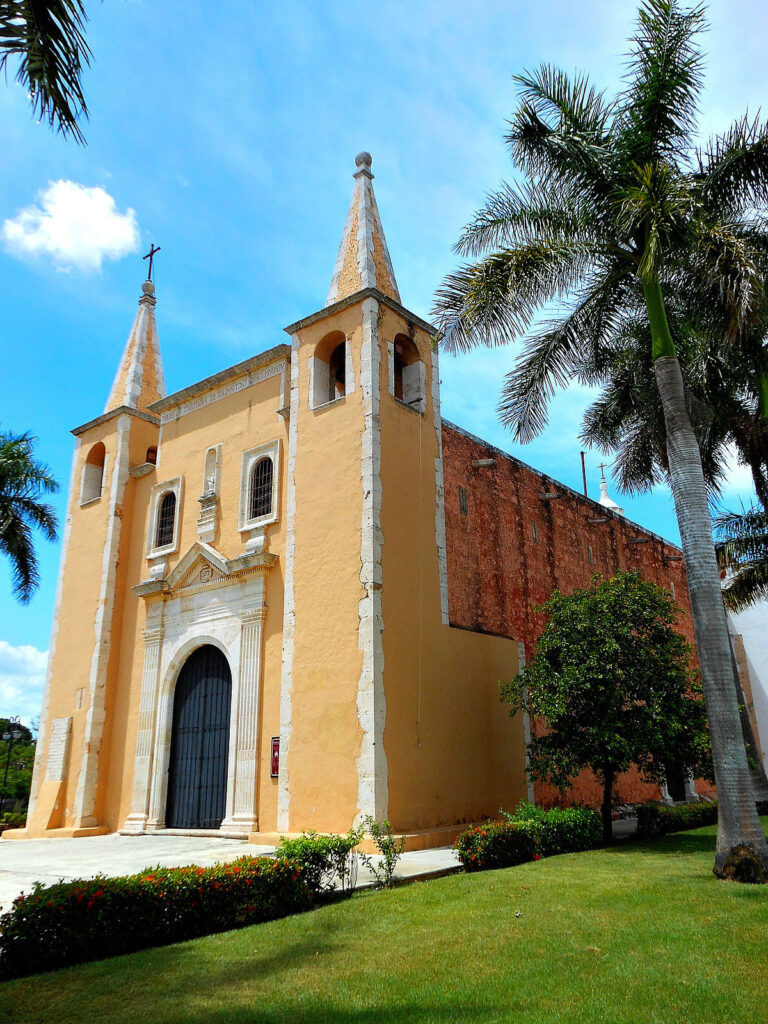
[{"x1": 133, "y1": 542, "x2": 277, "y2": 598}]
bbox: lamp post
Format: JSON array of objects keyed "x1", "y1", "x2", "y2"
[{"x1": 2, "y1": 718, "x2": 23, "y2": 811}]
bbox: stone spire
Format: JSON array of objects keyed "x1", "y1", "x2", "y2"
[
  {"x1": 105, "y1": 279, "x2": 165, "y2": 413},
  {"x1": 326, "y1": 152, "x2": 401, "y2": 307},
  {"x1": 597, "y1": 464, "x2": 624, "y2": 515}
]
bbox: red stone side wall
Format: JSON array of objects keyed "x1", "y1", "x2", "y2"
[{"x1": 441, "y1": 421, "x2": 716, "y2": 809}]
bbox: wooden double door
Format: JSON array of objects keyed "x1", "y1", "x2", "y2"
[{"x1": 166, "y1": 645, "x2": 232, "y2": 829}]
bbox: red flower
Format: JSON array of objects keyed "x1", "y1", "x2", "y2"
[{"x1": 534, "y1": 854, "x2": 541, "y2": 861}]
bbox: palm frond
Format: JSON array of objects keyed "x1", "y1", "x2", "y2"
[
  {"x1": 497, "y1": 270, "x2": 628, "y2": 441},
  {"x1": 0, "y1": 0, "x2": 91, "y2": 143},
  {"x1": 618, "y1": 0, "x2": 707, "y2": 167},
  {"x1": 433, "y1": 240, "x2": 598, "y2": 355},
  {"x1": 454, "y1": 180, "x2": 597, "y2": 258},
  {"x1": 698, "y1": 114, "x2": 768, "y2": 216}
]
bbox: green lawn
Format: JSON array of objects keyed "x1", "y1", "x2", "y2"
[{"x1": 3, "y1": 824, "x2": 767, "y2": 1024}]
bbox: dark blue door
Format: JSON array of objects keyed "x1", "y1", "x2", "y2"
[{"x1": 166, "y1": 645, "x2": 231, "y2": 829}]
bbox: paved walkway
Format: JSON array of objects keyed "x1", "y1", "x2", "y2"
[{"x1": 0, "y1": 834, "x2": 460, "y2": 912}]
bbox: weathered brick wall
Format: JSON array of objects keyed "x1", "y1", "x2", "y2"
[{"x1": 441, "y1": 419, "x2": 716, "y2": 809}]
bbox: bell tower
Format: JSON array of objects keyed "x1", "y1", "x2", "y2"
[{"x1": 27, "y1": 278, "x2": 164, "y2": 836}]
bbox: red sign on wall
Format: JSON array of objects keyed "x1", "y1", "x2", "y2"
[{"x1": 271, "y1": 736, "x2": 280, "y2": 777}]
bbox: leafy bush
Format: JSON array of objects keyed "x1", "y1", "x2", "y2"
[
  {"x1": 276, "y1": 829, "x2": 362, "y2": 895},
  {"x1": 454, "y1": 821, "x2": 537, "y2": 872},
  {"x1": 0, "y1": 855, "x2": 309, "y2": 978},
  {"x1": 636, "y1": 800, "x2": 719, "y2": 838},
  {"x1": 0, "y1": 811, "x2": 26, "y2": 832},
  {"x1": 502, "y1": 802, "x2": 603, "y2": 857},
  {"x1": 359, "y1": 816, "x2": 406, "y2": 888}
]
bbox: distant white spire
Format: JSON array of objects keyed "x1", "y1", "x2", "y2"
[
  {"x1": 326, "y1": 152, "x2": 401, "y2": 306},
  {"x1": 597, "y1": 464, "x2": 624, "y2": 515}
]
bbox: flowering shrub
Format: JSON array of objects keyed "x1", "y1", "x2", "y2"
[
  {"x1": 454, "y1": 821, "x2": 536, "y2": 872},
  {"x1": 0, "y1": 855, "x2": 310, "y2": 978},
  {"x1": 502, "y1": 802, "x2": 603, "y2": 856},
  {"x1": 636, "y1": 799, "x2": 718, "y2": 838},
  {"x1": 276, "y1": 829, "x2": 362, "y2": 895}
]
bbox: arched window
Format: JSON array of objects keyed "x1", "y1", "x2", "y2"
[
  {"x1": 328, "y1": 342, "x2": 346, "y2": 402},
  {"x1": 249, "y1": 457, "x2": 273, "y2": 520},
  {"x1": 145, "y1": 446, "x2": 157, "y2": 465},
  {"x1": 391, "y1": 334, "x2": 424, "y2": 409},
  {"x1": 81, "y1": 442, "x2": 106, "y2": 503},
  {"x1": 310, "y1": 331, "x2": 349, "y2": 409},
  {"x1": 156, "y1": 491, "x2": 176, "y2": 548}
]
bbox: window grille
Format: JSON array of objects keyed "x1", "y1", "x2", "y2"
[
  {"x1": 156, "y1": 492, "x2": 176, "y2": 548},
  {"x1": 249, "y1": 458, "x2": 273, "y2": 520}
]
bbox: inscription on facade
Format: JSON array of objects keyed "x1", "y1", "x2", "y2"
[
  {"x1": 46, "y1": 717, "x2": 72, "y2": 781},
  {"x1": 160, "y1": 361, "x2": 286, "y2": 424}
]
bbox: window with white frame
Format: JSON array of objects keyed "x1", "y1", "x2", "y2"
[
  {"x1": 239, "y1": 439, "x2": 280, "y2": 532},
  {"x1": 146, "y1": 476, "x2": 183, "y2": 557}
]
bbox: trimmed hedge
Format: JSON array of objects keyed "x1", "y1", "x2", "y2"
[
  {"x1": 454, "y1": 820, "x2": 537, "y2": 872},
  {"x1": 0, "y1": 855, "x2": 310, "y2": 978},
  {"x1": 636, "y1": 800, "x2": 718, "y2": 838},
  {"x1": 276, "y1": 829, "x2": 362, "y2": 895},
  {"x1": 503, "y1": 802, "x2": 603, "y2": 857}
]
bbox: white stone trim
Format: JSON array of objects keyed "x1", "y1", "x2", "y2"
[
  {"x1": 309, "y1": 339, "x2": 355, "y2": 410},
  {"x1": 431, "y1": 347, "x2": 449, "y2": 624},
  {"x1": 28, "y1": 440, "x2": 81, "y2": 818},
  {"x1": 146, "y1": 476, "x2": 184, "y2": 558},
  {"x1": 356, "y1": 296, "x2": 388, "y2": 823},
  {"x1": 139, "y1": 568, "x2": 269, "y2": 836},
  {"x1": 238, "y1": 439, "x2": 281, "y2": 535},
  {"x1": 158, "y1": 360, "x2": 286, "y2": 424},
  {"x1": 198, "y1": 445, "x2": 222, "y2": 544},
  {"x1": 221, "y1": 606, "x2": 267, "y2": 833},
  {"x1": 73, "y1": 415, "x2": 132, "y2": 826},
  {"x1": 123, "y1": 627, "x2": 164, "y2": 833},
  {"x1": 277, "y1": 334, "x2": 300, "y2": 830}
]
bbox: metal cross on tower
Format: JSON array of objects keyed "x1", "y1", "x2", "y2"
[
  {"x1": 597, "y1": 462, "x2": 609, "y2": 481},
  {"x1": 143, "y1": 243, "x2": 161, "y2": 281}
]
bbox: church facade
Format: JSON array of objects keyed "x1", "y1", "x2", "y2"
[{"x1": 16, "y1": 154, "x2": 712, "y2": 847}]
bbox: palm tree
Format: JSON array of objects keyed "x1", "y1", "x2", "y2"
[
  {"x1": 433, "y1": 0, "x2": 768, "y2": 879},
  {"x1": 0, "y1": 432, "x2": 58, "y2": 603},
  {"x1": 0, "y1": 0, "x2": 90, "y2": 143},
  {"x1": 716, "y1": 507, "x2": 768, "y2": 611}
]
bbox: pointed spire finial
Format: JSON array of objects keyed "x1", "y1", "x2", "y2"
[
  {"x1": 326, "y1": 152, "x2": 400, "y2": 306},
  {"x1": 104, "y1": 278, "x2": 165, "y2": 413}
]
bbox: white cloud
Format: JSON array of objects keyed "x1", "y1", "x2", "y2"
[
  {"x1": 2, "y1": 180, "x2": 140, "y2": 272},
  {"x1": 0, "y1": 641, "x2": 48, "y2": 729}
]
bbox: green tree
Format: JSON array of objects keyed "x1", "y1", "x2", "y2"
[
  {"x1": 502, "y1": 573, "x2": 711, "y2": 843},
  {"x1": 0, "y1": 432, "x2": 58, "y2": 603},
  {"x1": 433, "y1": 0, "x2": 768, "y2": 880},
  {"x1": 0, "y1": 719, "x2": 35, "y2": 812},
  {"x1": 0, "y1": 0, "x2": 90, "y2": 143}
]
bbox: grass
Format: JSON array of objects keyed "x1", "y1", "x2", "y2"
[{"x1": 2, "y1": 823, "x2": 767, "y2": 1024}]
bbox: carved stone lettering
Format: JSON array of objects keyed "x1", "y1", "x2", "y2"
[{"x1": 46, "y1": 717, "x2": 72, "y2": 782}]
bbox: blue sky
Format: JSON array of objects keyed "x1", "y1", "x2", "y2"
[{"x1": 1, "y1": 0, "x2": 766, "y2": 723}]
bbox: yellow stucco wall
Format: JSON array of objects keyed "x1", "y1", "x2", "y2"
[
  {"x1": 285, "y1": 310, "x2": 367, "y2": 832},
  {"x1": 376, "y1": 309, "x2": 525, "y2": 833}
]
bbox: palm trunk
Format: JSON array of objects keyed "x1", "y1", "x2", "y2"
[
  {"x1": 729, "y1": 640, "x2": 768, "y2": 803},
  {"x1": 601, "y1": 767, "x2": 614, "y2": 844},
  {"x1": 645, "y1": 279, "x2": 768, "y2": 881}
]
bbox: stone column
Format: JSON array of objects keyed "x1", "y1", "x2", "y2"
[
  {"x1": 222, "y1": 606, "x2": 266, "y2": 834},
  {"x1": 122, "y1": 627, "x2": 164, "y2": 833}
]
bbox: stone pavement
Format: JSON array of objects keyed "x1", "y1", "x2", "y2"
[{"x1": 0, "y1": 833, "x2": 460, "y2": 912}]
